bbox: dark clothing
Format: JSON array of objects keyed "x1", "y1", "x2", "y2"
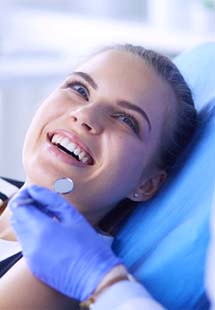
[
  {"x1": 0, "y1": 177, "x2": 23, "y2": 277},
  {"x1": 0, "y1": 252, "x2": 23, "y2": 277}
]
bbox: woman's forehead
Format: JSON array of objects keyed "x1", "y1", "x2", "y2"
[
  {"x1": 75, "y1": 50, "x2": 172, "y2": 110},
  {"x1": 76, "y1": 50, "x2": 150, "y2": 79}
]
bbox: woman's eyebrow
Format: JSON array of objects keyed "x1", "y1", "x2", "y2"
[
  {"x1": 68, "y1": 71, "x2": 151, "y2": 131},
  {"x1": 117, "y1": 100, "x2": 152, "y2": 131},
  {"x1": 72, "y1": 71, "x2": 98, "y2": 90}
]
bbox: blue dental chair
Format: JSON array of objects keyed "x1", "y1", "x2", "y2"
[{"x1": 113, "y1": 42, "x2": 215, "y2": 309}]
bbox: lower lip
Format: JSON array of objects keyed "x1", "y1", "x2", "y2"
[{"x1": 46, "y1": 139, "x2": 89, "y2": 168}]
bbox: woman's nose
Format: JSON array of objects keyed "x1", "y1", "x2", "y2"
[{"x1": 68, "y1": 105, "x2": 104, "y2": 135}]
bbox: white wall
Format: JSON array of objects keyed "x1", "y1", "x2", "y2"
[
  {"x1": 0, "y1": 72, "x2": 64, "y2": 179},
  {"x1": 0, "y1": 3, "x2": 214, "y2": 180}
]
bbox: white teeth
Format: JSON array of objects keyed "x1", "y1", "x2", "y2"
[
  {"x1": 74, "y1": 147, "x2": 81, "y2": 156},
  {"x1": 52, "y1": 134, "x2": 59, "y2": 144},
  {"x1": 82, "y1": 157, "x2": 88, "y2": 164},
  {"x1": 60, "y1": 138, "x2": 70, "y2": 148},
  {"x1": 52, "y1": 135, "x2": 56, "y2": 144},
  {"x1": 51, "y1": 133, "x2": 91, "y2": 164},
  {"x1": 52, "y1": 134, "x2": 62, "y2": 144},
  {"x1": 67, "y1": 142, "x2": 76, "y2": 153},
  {"x1": 78, "y1": 151, "x2": 86, "y2": 160}
]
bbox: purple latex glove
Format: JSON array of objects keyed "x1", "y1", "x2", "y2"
[{"x1": 9, "y1": 185, "x2": 121, "y2": 301}]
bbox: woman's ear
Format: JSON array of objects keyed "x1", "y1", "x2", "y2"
[{"x1": 127, "y1": 170, "x2": 167, "y2": 202}]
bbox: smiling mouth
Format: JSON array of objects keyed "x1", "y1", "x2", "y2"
[
  {"x1": 57, "y1": 143, "x2": 81, "y2": 161},
  {"x1": 48, "y1": 132, "x2": 94, "y2": 165}
]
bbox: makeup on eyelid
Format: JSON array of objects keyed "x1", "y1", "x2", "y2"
[{"x1": 65, "y1": 80, "x2": 90, "y2": 101}]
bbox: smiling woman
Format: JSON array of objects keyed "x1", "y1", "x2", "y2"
[{"x1": 0, "y1": 43, "x2": 197, "y2": 309}]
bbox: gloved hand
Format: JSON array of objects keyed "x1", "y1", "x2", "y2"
[{"x1": 9, "y1": 185, "x2": 121, "y2": 301}]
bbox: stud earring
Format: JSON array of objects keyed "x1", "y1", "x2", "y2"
[{"x1": 133, "y1": 193, "x2": 139, "y2": 198}]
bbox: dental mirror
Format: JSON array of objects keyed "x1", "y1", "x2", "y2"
[
  {"x1": 54, "y1": 177, "x2": 74, "y2": 194},
  {"x1": 12, "y1": 177, "x2": 74, "y2": 208},
  {"x1": 3, "y1": 178, "x2": 74, "y2": 236}
]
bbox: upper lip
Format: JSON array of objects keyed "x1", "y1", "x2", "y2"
[{"x1": 48, "y1": 129, "x2": 95, "y2": 165}]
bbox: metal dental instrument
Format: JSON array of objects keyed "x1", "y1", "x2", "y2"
[
  {"x1": 54, "y1": 177, "x2": 74, "y2": 194},
  {"x1": 0, "y1": 179, "x2": 72, "y2": 238},
  {"x1": 12, "y1": 177, "x2": 74, "y2": 207}
]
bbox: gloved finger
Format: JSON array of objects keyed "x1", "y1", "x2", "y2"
[
  {"x1": 10, "y1": 185, "x2": 84, "y2": 225},
  {"x1": 9, "y1": 185, "x2": 60, "y2": 210},
  {"x1": 28, "y1": 185, "x2": 61, "y2": 207},
  {"x1": 27, "y1": 185, "x2": 84, "y2": 224},
  {"x1": 10, "y1": 203, "x2": 55, "y2": 239},
  {"x1": 9, "y1": 187, "x2": 33, "y2": 209},
  {"x1": 8, "y1": 187, "x2": 57, "y2": 220}
]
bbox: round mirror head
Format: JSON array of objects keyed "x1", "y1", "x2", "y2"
[{"x1": 54, "y1": 178, "x2": 74, "y2": 194}]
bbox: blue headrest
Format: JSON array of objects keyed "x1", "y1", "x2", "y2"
[
  {"x1": 113, "y1": 43, "x2": 215, "y2": 309},
  {"x1": 174, "y1": 42, "x2": 215, "y2": 110}
]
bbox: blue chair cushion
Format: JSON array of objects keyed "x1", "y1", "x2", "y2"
[{"x1": 113, "y1": 43, "x2": 215, "y2": 309}]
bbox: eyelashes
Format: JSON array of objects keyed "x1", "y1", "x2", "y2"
[
  {"x1": 112, "y1": 112, "x2": 140, "y2": 134},
  {"x1": 64, "y1": 79, "x2": 140, "y2": 135},
  {"x1": 65, "y1": 80, "x2": 90, "y2": 101}
]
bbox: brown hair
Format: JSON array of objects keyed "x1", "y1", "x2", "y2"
[
  {"x1": 98, "y1": 44, "x2": 197, "y2": 172},
  {"x1": 98, "y1": 44, "x2": 197, "y2": 233}
]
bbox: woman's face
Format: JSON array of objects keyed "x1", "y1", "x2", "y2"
[{"x1": 23, "y1": 50, "x2": 175, "y2": 223}]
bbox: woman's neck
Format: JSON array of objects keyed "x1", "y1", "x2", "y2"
[{"x1": 0, "y1": 205, "x2": 17, "y2": 241}]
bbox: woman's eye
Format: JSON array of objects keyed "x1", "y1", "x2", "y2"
[
  {"x1": 113, "y1": 113, "x2": 139, "y2": 134},
  {"x1": 66, "y1": 82, "x2": 89, "y2": 101}
]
